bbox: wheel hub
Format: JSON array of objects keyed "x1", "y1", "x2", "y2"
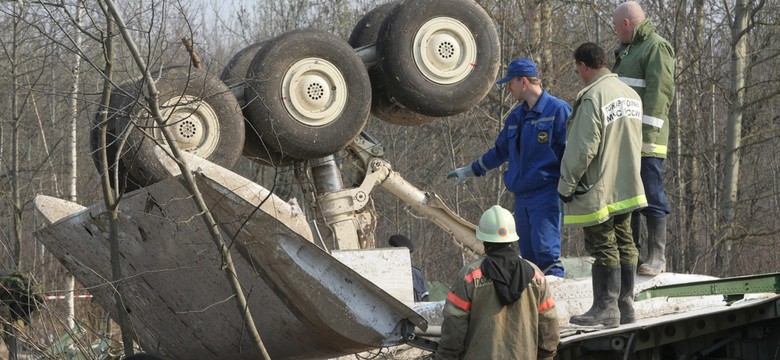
[
  {"x1": 282, "y1": 58, "x2": 347, "y2": 127},
  {"x1": 413, "y1": 17, "x2": 476, "y2": 85},
  {"x1": 297, "y1": 74, "x2": 331, "y2": 109},
  {"x1": 152, "y1": 95, "x2": 220, "y2": 157}
]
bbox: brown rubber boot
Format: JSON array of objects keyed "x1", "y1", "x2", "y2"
[{"x1": 570, "y1": 265, "x2": 621, "y2": 328}]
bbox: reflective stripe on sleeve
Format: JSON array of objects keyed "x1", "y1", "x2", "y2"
[
  {"x1": 447, "y1": 291, "x2": 471, "y2": 312},
  {"x1": 477, "y1": 156, "x2": 489, "y2": 173},
  {"x1": 642, "y1": 115, "x2": 664, "y2": 128},
  {"x1": 642, "y1": 143, "x2": 668, "y2": 155},
  {"x1": 618, "y1": 77, "x2": 646, "y2": 88},
  {"x1": 531, "y1": 116, "x2": 555, "y2": 125},
  {"x1": 538, "y1": 297, "x2": 555, "y2": 313},
  {"x1": 464, "y1": 268, "x2": 483, "y2": 284}
]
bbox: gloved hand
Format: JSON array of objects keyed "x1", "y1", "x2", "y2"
[
  {"x1": 559, "y1": 192, "x2": 573, "y2": 203},
  {"x1": 447, "y1": 166, "x2": 476, "y2": 186}
]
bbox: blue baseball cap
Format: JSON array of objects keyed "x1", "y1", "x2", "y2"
[{"x1": 496, "y1": 58, "x2": 539, "y2": 85}]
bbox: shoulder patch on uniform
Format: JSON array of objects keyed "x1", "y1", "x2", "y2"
[{"x1": 601, "y1": 97, "x2": 642, "y2": 125}]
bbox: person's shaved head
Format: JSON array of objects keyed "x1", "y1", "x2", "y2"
[
  {"x1": 614, "y1": 1, "x2": 646, "y2": 24},
  {"x1": 613, "y1": 1, "x2": 646, "y2": 44}
]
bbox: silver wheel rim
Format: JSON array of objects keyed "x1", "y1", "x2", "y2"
[
  {"x1": 151, "y1": 95, "x2": 220, "y2": 157},
  {"x1": 281, "y1": 57, "x2": 347, "y2": 127},
  {"x1": 412, "y1": 17, "x2": 476, "y2": 85}
]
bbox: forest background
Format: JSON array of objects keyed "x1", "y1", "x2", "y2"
[{"x1": 0, "y1": 0, "x2": 779, "y2": 356}]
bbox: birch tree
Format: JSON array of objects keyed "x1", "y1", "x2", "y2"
[
  {"x1": 63, "y1": 0, "x2": 84, "y2": 333},
  {"x1": 716, "y1": 0, "x2": 763, "y2": 276}
]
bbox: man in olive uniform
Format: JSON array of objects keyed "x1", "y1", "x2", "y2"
[
  {"x1": 558, "y1": 43, "x2": 647, "y2": 327},
  {"x1": 613, "y1": 1, "x2": 675, "y2": 277},
  {"x1": 435, "y1": 205, "x2": 559, "y2": 359}
]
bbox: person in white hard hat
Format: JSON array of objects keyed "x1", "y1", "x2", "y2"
[{"x1": 434, "y1": 205, "x2": 559, "y2": 360}]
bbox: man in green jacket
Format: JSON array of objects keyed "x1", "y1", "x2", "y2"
[
  {"x1": 613, "y1": 1, "x2": 675, "y2": 277},
  {"x1": 435, "y1": 205, "x2": 559, "y2": 359},
  {"x1": 558, "y1": 43, "x2": 647, "y2": 327}
]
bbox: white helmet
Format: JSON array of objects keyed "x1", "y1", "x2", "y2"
[{"x1": 476, "y1": 205, "x2": 519, "y2": 243}]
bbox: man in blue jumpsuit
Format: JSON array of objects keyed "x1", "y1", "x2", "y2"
[{"x1": 448, "y1": 58, "x2": 572, "y2": 277}]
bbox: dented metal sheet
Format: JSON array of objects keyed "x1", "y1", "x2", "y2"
[
  {"x1": 33, "y1": 154, "x2": 426, "y2": 360},
  {"x1": 34, "y1": 195, "x2": 87, "y2": 223}
]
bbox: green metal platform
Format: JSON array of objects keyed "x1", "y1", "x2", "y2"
[{"x1": 635, "y1": 272, "x2": 780, "y2": 303}]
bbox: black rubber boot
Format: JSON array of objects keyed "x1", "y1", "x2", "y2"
[
  {"x1": 631, "y1": 211, "x2": 643, "y2": 266},
  {"x1": 619, "y1": 264, "x2": 636, "y2": 324},
  {"x1": 637, "y1": 216, "x2": 667, "y2": 276},
  {"x1": 570, "y1": 265, "x2": 621, "y2": 328}
]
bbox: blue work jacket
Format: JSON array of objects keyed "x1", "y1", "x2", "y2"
[{"x1": 471, "y1": 91, "x2": 572, "y2": 197}]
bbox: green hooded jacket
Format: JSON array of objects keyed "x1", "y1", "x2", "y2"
[
  {"x1": 558, "y1": 69, "x2": 647, "y2": 227},
  {"x1": 613, "y1": 20, "x2": 675, "y2": 158}
]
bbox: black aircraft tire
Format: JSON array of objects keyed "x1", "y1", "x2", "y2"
[
  {"x1": 244, "y1": 29, "x2": 371, "y2": 160},
  {"x1": 107, "y1": 66, "x2": 244, "y2": 188},
  {"x1": 348, "y1": 1, "x2": 399, "y2": 48},
  {"x1": 349, "y1": 1, "x2": 436, "y2": 126},
  {"x1": 90, "y1": 84, "x2": 140, "y2": 192},
  {"x1": 377, "y1": 0, "x2": 500, "y2": 117},
  {"x1": 222, "y1": 42, "x2": 298, "y2": 166},
  {"x1": 221, "y1": 41, "x2": 265, "y2": 88}
]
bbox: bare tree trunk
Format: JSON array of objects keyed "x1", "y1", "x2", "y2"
[
  {"x1": 103, "y1": 1, "x2": 271, "y2": 357},
  {"x1": 28, "y1": 76, "x2": 62, "y2": 273},
  {"x1": 664, "y1": 0, "x2": 685, "y2": 273},
  {"x1": 526, "y1": 0, "x2": 541, "y2": 65},
  {"x1": 683, "y1": 0, "x2": 706, "y2": 274},
  {"x1": 10, "y1": 0, "x2": 22, "y2": 274},
  {"x1": 717, "y1": 0, "x2": 751, "y2": 276},
  {"x1": 6, "y1": 4, "x2": 22, "y2": 359},
  {"x1": 539, "y1": 1, "x2": 553, "y2": 91},
  {"x1": 65, "y1": 0, "x2": 85, "y2": 332},
  {"x1": 94, "y1": 2, "x2": 135, "y2": 355}
]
